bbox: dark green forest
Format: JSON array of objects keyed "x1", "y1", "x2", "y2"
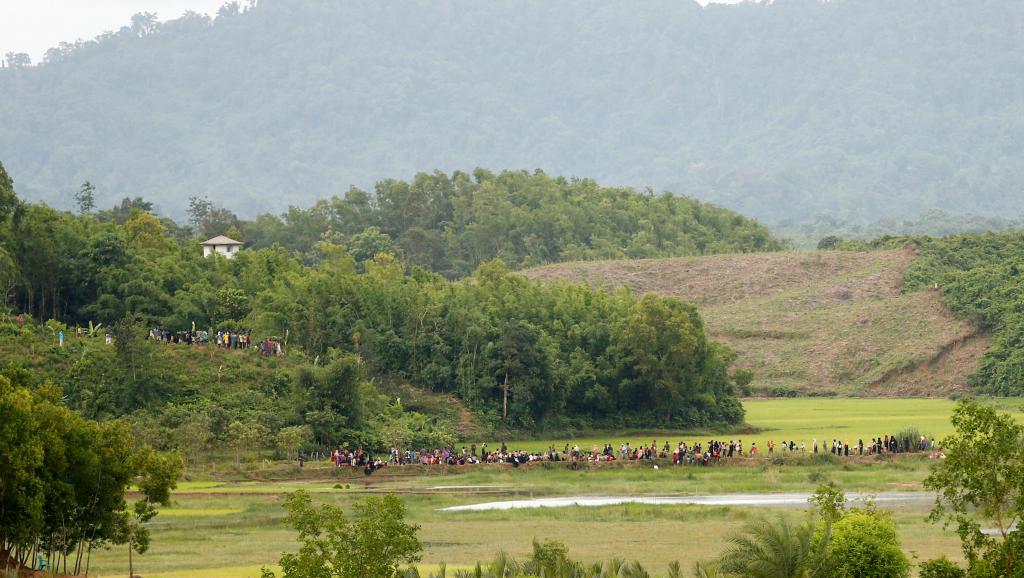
[
  {"x1": 236, "y1": 169, "x2": 782, "y2": 275},
  {"x1": 2, "y1": 0, "x2": 1023, "y2": 228},
  {"x1": 0, "y1": 162, "x2": 746, "y2": 438}
]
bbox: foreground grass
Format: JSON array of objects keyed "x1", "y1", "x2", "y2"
[{"x1": 92, "y1": 456, "x2": 955, "y2": 577}]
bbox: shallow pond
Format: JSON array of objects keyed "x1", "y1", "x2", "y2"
[{"x1": 440, "y1": 492, "x2": 935, "y2": 512}]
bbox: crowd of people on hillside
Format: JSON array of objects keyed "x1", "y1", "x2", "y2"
[
  {"x1": 320, "y1": 433, "x2": 940, "y2": 472},
  {"x1": 148, "y1": 327, "x2": 284, "y2": 356},
  {"x1": 149, "y1": 327, "x2": 210, "y2": 345}
]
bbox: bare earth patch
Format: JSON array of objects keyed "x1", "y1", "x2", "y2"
[{"x1": 525, "y1": 249, "x2": 985, "y2": 396}]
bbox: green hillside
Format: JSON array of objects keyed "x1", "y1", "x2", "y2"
[
  {"x1": 0, "y1": 164, "x2": 754, "y2": 444},
  {"x1": 527, "y1": 249, "x2": 987, "y2": 396},
  {"x1": 2, "y1": 0, "x2": 1023, "y2": 228}
]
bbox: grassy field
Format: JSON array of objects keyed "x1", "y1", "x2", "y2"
[
  {"x1": 474, "y1": 397, "x2": 1024, "y2": 455},
  {"x1": 89, "y1": 459, "x2": 954, "y2": 578},
  {"x1": 86, "y1": 397, "x2": 1024, "y2": 578},
  {"x1": 526, "y1": 249, "x2": 986, "y2": 395}
]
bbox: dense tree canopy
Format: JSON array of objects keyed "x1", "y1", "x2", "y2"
[
  {"x1": 2, "y1": 0, "x2": 1023, "y2": 228},
  {"x1": 239, "y1": 169, "x2": 782, "y2": 276},
  {"x1": 0, "y1": 163, "x2": 746, "y2": 435},
  {"x1": 0, "y1": 367, "x2": 180, "y2": 576}
]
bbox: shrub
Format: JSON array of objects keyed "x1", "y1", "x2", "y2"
[
  {"x1": 828, "y1": 511, "x2": 910, "y2": 578},
  {"x1": 918, "y1": 556, "x2": 966, "y2": 578},
  {"x1": 262, "y1": 491, "x2": 421, "y2": 578},
  {"x1": 807, "y1": 470, "x2": 828, "y2": 483}
]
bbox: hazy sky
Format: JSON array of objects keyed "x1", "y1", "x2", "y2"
[{"x1": 1, "y1": 0, "x2": 744, "y2": 63}]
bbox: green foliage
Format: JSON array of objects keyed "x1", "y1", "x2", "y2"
[
  {"x1": 808, "y1": 483, "x2": 846, "y2": 525},
  {"x1": 0, "y1": 161, "x2": 18, "y2": 222},
  {"x1": 374, "y1": 406, "x2": 455, "y2": 453},
  {"x1": 117, "y1": 447, "x2": 183, "y2": 577},
  {"x1": 918, "y1": 557, "x2": 966, "y2": 578},
  {"x1": 704, "y1": 484, "x2": 911, "y2": 578},
  {"x1": 612, "y1": 294, "x2": 740, "y2": 427},
  {"x1": 227, "y1": 420, "x2": 272, "y2": 465},
  {"x1": 75, "y1": 181, "x2": 96, "y2": 215},
  {"x1": 240, "y1": 170, "x2": 780, "y2": 276},
  {"x1": 716, "y1": 516, "x2": 828, "y2": 578},
  {"x1": 524, "y1": 539, "x2": 578, "y2": 577},
  {"x1": 263, "y1": 491, "x2": 421, "y2": 578},
  {"x1": 791, "y1": 211, "x2": 1024, "y2": 249},
  {"x1": 213, "y1": 287, "x2": 251, "y2": 325},
  {"x1": 0, "y1": 171, "x2": 747, "y2": 442},
  {"x1": 276, "y1": 425, "x2": 314, "y2": 458},
  {"x1": 411, "y1": 547, "x2": 661, "y2": 578},
  {"x1": 296, "y1": 355, "x2": 373, "y2": 444},
  {"x1": 0, "y1": 366, "x2": 179, "y2": 576},
  {"x1": 262, "y1": 257, "x2": 743, "y2": 431},
  {"x1": 924, "y1": 400, "x2": 1024, "y2": 578},
  {"x1": 828, "y1": 511, "x2": 910, "y2": 578}
]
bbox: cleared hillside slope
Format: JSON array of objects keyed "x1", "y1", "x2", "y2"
[{"x1": 526, "y1": 249, "x2": 987, "y2": 396}]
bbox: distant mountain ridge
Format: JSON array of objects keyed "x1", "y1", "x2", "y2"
[{"x1": 2, "y1": 0, "x2": 1023, "y2": 223}]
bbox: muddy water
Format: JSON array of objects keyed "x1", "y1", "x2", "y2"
[{"x1": 440, "y1": 492, "x2": 936, "y2": 512}]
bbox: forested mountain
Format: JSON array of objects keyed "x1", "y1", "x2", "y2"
[{"x1": 2, "y1": 0, "x2": 1023, "y2": 226}]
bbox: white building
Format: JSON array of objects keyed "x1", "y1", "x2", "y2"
[{"x1": 201, "y1": 235, "x2": 244, "y2": 259}]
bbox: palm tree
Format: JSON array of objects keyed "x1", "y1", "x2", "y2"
[
  {"x1": 691, "y1": 561, "x2": 727, "y2": 578},
  {"x1": 714, "y1": 516, "x2": 831, "y2": 578}
]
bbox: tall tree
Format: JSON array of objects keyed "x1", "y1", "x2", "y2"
[
  {"x1": 3, "y1": 52, "x2": 30, "y2": 68},
  {"x1": 75, "y1": 181, "x2": 96, "y2": 214},
  {"x1": 118, "y1": 446, "x2": 183, "y2": 578},
  {"x1": 613, "y1": 294, "x2": 707, "y2": 425},
  {"x1": 0, "y1": 161, "x2": 18, "y2": 220},
  {"x1": 925, "y1": 400, "x2": 1024, "y2": 578}
]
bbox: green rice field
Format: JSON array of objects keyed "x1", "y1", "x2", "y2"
[{"x1": 487, "y1": 397, "x2": 1024, "y2": 454}]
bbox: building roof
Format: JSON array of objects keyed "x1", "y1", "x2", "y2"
[{"x1": 201, "y1": 235, "x2": 243, "y2": 246}]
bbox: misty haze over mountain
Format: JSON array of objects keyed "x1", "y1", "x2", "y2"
[{"x1": 2, "y1": 0, "x2": 1022, "y2": 229}]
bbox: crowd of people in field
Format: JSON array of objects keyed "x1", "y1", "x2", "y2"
[
  {"x1": 321, "y1": 433, "x2": 940, "y2": 472},
  {"x1": 765, "y1": 435, "x2": 937, "y2": 457},
  {"x1": 148, "y1": 327, "x2": 284, "y2": 356}
]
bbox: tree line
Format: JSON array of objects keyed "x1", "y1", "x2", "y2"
[
  {"x1": 0, "y1": 161, "x2": 746, "y2": 436},
  {"x1": 200, "y1": 168, "x2": 781, "y2": 277}
]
